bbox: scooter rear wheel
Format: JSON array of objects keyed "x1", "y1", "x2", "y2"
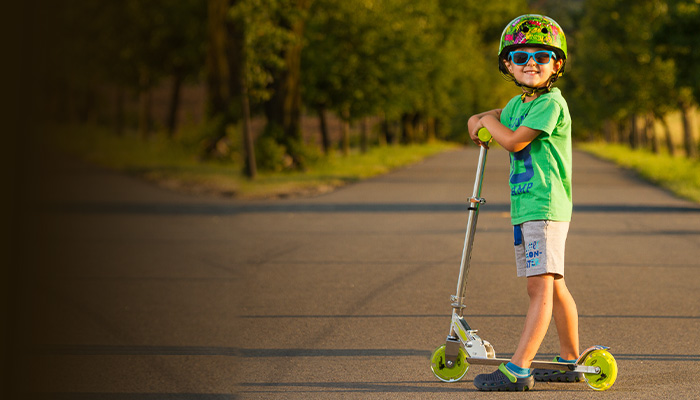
[
  {"x1": 430, "y1": 344, "x2": 469, "y2": 382},
  {"x1": 582, "y1": 349, "x2": 618, "y2": 391}
]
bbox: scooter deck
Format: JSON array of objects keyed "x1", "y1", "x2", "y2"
[{"x1": 467, "y1": 357, "x2": 598, "y2": 374}]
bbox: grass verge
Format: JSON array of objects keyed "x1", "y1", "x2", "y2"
[
  {"x1": 47, "y1": 125, "x2": 459, "y2": 199},
  {"x1": 577, "y1": 142, "x2": 700, "y2": 203}
]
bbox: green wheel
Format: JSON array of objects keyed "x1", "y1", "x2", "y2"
[
  {"x1": 430, "y1": 344, "x2": 469, "y2": 382},
  {"x1": 582, "y1": 349, "x2": 618, "y2": 391}
]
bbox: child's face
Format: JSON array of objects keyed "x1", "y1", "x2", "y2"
[{"x1": 504, "y1": 47, "x2": 564, "y2": 90}]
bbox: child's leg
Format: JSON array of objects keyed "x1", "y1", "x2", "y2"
[
  {"x1": 510, "y1": 273, "x2": 555, "y2": 369},
  {"x1": 531, "y1": 276, "x2": 583, "y2": 383},
  {"x1": 552, "y1": 276, "x2": 579, "y2": 360}
]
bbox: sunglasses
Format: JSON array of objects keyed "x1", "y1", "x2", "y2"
[{"x1": 508, "y1": 50, "x2": 557, "y2": 65}]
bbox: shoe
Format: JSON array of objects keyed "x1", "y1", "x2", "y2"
[
  {"x1": 473, "y1": 363, "x2": 535, "y2": 391},
  {"x1": 532, "y1": 357, "x2": 583, "y2": 382}
]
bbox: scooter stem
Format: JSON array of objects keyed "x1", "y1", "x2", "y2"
[{"x1": 452, "y1": 144, "x2": 489, "y2": 317}]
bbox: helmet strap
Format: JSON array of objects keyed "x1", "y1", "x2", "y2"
[
  {"x1": 514, "y1": 65, "x2": 564, "y2": 101},
  {"x1": 515, "y1": 81, "x2": 553, "y2": 101}
]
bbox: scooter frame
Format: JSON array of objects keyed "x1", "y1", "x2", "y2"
[{"x1": 432, "y1": 133, "x2": 617, "y2": 390}]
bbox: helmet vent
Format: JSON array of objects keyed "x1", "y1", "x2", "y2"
[{"x1": 542, "y1": 28, "x2": 548, "y2": 34}]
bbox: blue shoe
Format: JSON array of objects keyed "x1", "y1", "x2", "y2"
[
  {"x1": 533, "y1": 357, "x2": 583, "y2": 382},
  {"x1": 473, "y1": 363, "x2": 535, "y2": 391}
]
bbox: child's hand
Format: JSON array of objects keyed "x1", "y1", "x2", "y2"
[
  {"x1": 468, "y1": 116, "x2": 489, "y2": 148},
  {"x1": 468, "y1": 109, "x2": 501, "y2": 148}
]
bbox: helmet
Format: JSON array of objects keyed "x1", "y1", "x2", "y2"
[
  {"x1": 498, "y1": 14, "x2": 567, "y2": 86},
  {"x1": 499, "y1": 14, "x2": 567, "y2": 59}
]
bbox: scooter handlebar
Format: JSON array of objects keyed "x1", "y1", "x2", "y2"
[{"x1": 477, "y1": 127, "x2": 492, "y2": 142}]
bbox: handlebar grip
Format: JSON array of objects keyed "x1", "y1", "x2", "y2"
[{"x1": 477, "y1": 128, "x2": 492, "y2": 142}]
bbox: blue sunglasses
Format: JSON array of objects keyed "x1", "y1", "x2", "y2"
[{"x1": 508, "y1": 50, "x2": 557, "y2": 65}]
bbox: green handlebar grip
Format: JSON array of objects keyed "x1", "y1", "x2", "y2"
[{"x1": 477, "y1": 128, "x2": 492, "y2": 142}]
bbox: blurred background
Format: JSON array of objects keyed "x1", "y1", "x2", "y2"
[
  {"x1": 17, "y1": 0, "x2": 699, "y2": 181},
  {"x1": 3, "y1": 1, "x2": 699, "y2": 397}
]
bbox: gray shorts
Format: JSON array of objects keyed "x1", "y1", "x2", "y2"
[{"x1": 514, "y1": 220, "x2": 569, "y2": 278}]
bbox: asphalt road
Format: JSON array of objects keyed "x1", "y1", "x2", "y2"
[{"x1": 9, "y1": 146, "x2": 700, "y2": 399}]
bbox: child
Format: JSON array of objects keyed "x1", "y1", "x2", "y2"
[{"x1": 467, "y1": 14, "x2": 580, "y2": 391}]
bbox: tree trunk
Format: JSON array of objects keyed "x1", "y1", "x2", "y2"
[
  {"x1": 263, "y1": 0, "x2": 310, "y2": 165},
  {"x1": 427, "y1": 116, "x2": 436, "y2": 142},
  {"x1": 317, "y1": 104, "x2": 330, "y2": 155},
  {"x1": 382, "y1": 117, "x2": 394, "y2": 145},
  {"x1": 166, "y1": 72, "x2": 185, "y2": 137},
  {"x1": 206, "y1": 0, "x2": 229, "y2": 120},
  {"x1": 204, "y1": 0, "x2": 242, "y2": 157},
  {"x1": 603, "y1": 119, "x2": 613, "y2": 143},
  {"x1": 617, "y1": 119, "x2": 626, "y2": 144},
  {"x1": 679, "y1": 102, "x2": 697, "y2": 158},
  {"x1": 138, "y1": 66, "x2": 153, "y2": 138},
  {"x1": 340, "y1": 107, "x2": 350, "y2": 156},
  {"x1": 659, "y1": 115, "x2": 675, "y2": 156},
  {"x1": 241, "y1": 74, "x2": 256, "y2": 179},
  {"x1": 412, "y1": 113, "x2": 423, "y2": 142},
  {"x1": 646, "y1": 114, "x2": 658, "y2": 154},
  {"x1": 360, "y1": 117, "x2": 369, "y2": 153},
  {"x1": 639, "y1": 115, "x2": 649, "y2": 149},
  {"x1": 628, "y1": 114, "x2": 638, "y2": 149},
  {"x1": 401, "y1": 113, "x2": 414, "y2": 144}
]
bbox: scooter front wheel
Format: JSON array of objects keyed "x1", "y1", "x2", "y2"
[
  {"x1": 430, "y1": 344, "x2": 469, "y2": 382},
  {"x1": 582, "y1": 349, "x2": 618, "y2": 391}
]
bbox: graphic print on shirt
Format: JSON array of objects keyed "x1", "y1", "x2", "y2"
[{"x1": 510, "y1": 143, "x2": 534, "y2": 196}]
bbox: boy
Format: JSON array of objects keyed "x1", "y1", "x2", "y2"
[{"x1": 467, "y1": 14, "x2": 580, "y2": 391}]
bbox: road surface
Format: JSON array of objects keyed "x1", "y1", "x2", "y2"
[{"x1": 10, "y1": 146, "x2": 700, "y2": 399}]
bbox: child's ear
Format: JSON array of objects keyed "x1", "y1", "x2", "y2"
[
  {"x1": 504, "y1": 59, "x2": 514, "y2": 74},
  {"x1": 554, "y1": 59, "x2": 564, "y2": 72}
]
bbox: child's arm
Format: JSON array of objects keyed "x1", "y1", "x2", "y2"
[
  {"x1": 475, "y1": 114, "x2": 541, "y2": 153},
  {"x1": 468, "y1": 109, "x2": 501, "y2": 134},
  {"x1": 468, "y1": 109, "x2": 502, "y2": 147}
]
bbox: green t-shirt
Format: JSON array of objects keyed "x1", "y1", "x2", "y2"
[{"x1": 500, "y1": 88, "x2": 572, "y2": 225}]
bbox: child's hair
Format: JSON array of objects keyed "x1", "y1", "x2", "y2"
[{"x1": 498, "y1": 14, "x2": 567, "y2": 97}]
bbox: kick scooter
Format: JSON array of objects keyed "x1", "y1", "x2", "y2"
[{"x1": 429, "y1": 128, "x2": 618, "y2": 391}]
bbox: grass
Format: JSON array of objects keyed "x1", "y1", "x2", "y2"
[
  {"x1": 577, "y1": 142, "x2": 700, "y2": 203},
  {"x1": 45, "y1": 125, "x2": 699, "y2": 202},
  {"x1": 46, "y1": 125, "x2": 459, "y2": 199},
  {"x1": 236, "y1": 142, "x2": 460, "y2": 198}
]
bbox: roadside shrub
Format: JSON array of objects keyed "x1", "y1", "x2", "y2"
[{"x1": 255, "y1": 135, "x2": 288, "y2": 172}]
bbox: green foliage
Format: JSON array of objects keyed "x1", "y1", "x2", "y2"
[
  {"x1": 654, "y1": 0, "x2": 700, "y2": 102},
  {"x1": 302, "y1": 0, "x2": 526, "y2": 141},
  {"x1": 572, "y1": 0, "x2": 673, "y2": 128},
  {"x1": 36, "y1": 1, "x2": 206, "y2": 125},
  {"x1": 46, "y1": 125, "x2": 199, "y2": 170},
  {"x1": 255, "y1": 136, "x2": 288, "y2": 172},
  {"x1": 46, "y1": 123, "x2": 456, "y2": 198},
  {"x1": 37, "y1": 0, "x2": 700, "y2": 183},
  {"x1": 255, "y1": 123, "x2": 323, "y2": 172},
  {"x1": 230, "y1": 0, "x2": 298, "y2": 104}
]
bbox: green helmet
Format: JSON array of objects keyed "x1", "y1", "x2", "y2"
[
  {"x1": 498, "y1": 14, "x2": 567, "y2": 87},
  {"x1": 499, "y1": 14, "x2": 567, "y2": 59}
]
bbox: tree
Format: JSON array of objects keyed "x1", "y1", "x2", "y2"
[
  {"x1": 302, "y1": 0, "x2": 525, "y2": 151},
  {"x1": 654, "y1": 0, "x2": 699, "y2": 158},
  {"x1": 205, "y1": 0, "x2": 242, "y2": 156},
  {"x1": 260, "y1": 0, "x2": 312, "y2": 166},
  {"x1": 573, "y1": 0, "x2": 676, "y2": 149},
  {"x1": 205, "y1": 0, "x2": 257, "y2": 177},
  {"x1": 159, "y1": 1, "x2": 207, "y2": 136}
]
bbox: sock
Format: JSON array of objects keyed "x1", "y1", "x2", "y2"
[
  {"x1": 505, "y1": 362, "x2": 532, "y2": 378},
  {"x1": 556, "y1": 356, "x2": 576, "y2": 363}
]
